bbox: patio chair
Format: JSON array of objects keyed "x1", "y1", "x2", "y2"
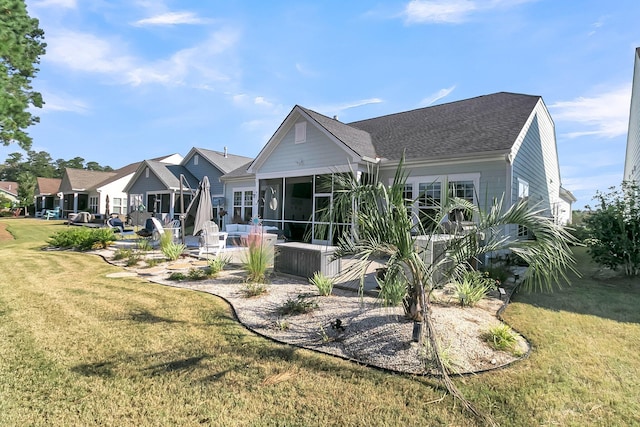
[
  {"x1": 44, "y1": 207, "x2": 61, "y2": 220},
  {"x1": 106, "y1": 217, "x2": 134, "y2": 236},
  {"x1": 164, "y1": 219, "x2": 181, "y2": 242},
  {"x1": 137, "y1": 217, "x2": 165, "y2": 243},
  {"x1": 198, "y1": 221, "x2": 228, "y2": 258}
]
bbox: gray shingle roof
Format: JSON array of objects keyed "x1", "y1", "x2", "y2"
[
  {"x1": 347, "y1": 92, "x2": 541, "y2": 160},
  {"x1": 298, "y1": 107, "x2": 377, "y2": 159},
  {"x1": 220, "y1": 160, "x2": 254, "y2": 180},
  {"x1": 193, "y1": 148, "x2": 254, "y2": 174},
  {"x1": 35, "y1": 177, "x2": 61, "y2": 195},
  {"x1": 63, "y1": 169, "x2": 117, "y2": 192},
  {"x1": 144, "y1": 160, "x2": 199, "y2": 190}
]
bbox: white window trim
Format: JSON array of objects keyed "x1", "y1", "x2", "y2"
[
  {"x1": 399, "y1": 173, "x2": 481, "y2": 221},
  {"x1": 232, "y1": 187, "x2": 255, "y2": 222}
]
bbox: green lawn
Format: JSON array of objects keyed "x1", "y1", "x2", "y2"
[{"x1": 1, "y1": 219, "x2": 639, "y2": 426}]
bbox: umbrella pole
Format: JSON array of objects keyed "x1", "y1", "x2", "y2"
[{"x1": 180, "y1": 174, "x2": 186, "y2": 245}]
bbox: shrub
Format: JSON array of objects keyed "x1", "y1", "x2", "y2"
[
  {"x1": 480, "y1": 265, "x2": 510, "y2": 287},
  {"x1": 136, "y1": 239, "x2": 153, "y2": 252},
  {"x1": 187, "y1": 268, "x2": 207, "y2": 281},
  {"x1": 242, "y1": 233, "x2": 273, "y2": 283},
  {"x1": 377, "y1": 274, "x2": 406, "y2": 307},
  {"x1": 278, "y1": 295, "x2": 318, "y2": 315},
  {"x1": 168, "y1": 272, "x2": 187, "y2": 281},
  {"x1": 454, "y1": 277, "x2": 491, "y2": 307},
  {"x1": 47, "y1": 227, "x2": 116, "y2": 251},
  {"x1": 125, "y1": 252, "x2": 142, "y2": 267},
  {"x1": 161, "y1": 240, "x2": 186, "y2": 261},
  {"x1": 585, "y1": 182, "x2": 640, "y2": 276},
  {"x1": 241, "y1": 282, "x2": 267, "y2": 298},
  {"x1": 484, "y1": 324, "x2": 520, "y2": 355},
  {"x1": 113, "y1": 248, "x2": 132, "y2": 260},
  {"x1": 309, "y1": 272, "x2": 333, "y2": 296},
  {"x1": 208, "y1": 257, "x2": 228, "y2": 277}
]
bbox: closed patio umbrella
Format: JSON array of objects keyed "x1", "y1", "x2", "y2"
[
  {"x1": 191, "y1": 176, "x2": 213, "y2": 236},
  {"x1": 105, "y1": 195, "x2": 110, "y2": 217}
]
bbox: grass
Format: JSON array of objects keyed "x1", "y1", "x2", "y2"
[{"x1": 1, "y1": 219, "x2": 640, "y2": 426}]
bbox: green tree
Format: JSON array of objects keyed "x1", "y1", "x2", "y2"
[
  {"x1": 321, "y1": 159, "x2": 577, "y2": 424},
  {"x1": 0, "y1": 0, "x2": 46, "y2": 150},
  {"x1": 585, "y1": 182, "x2": 640, "y2": 276}
]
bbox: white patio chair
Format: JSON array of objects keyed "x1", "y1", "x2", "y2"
[{"x1": 198, "y1": 221, "x2": 228, "y2": 258}]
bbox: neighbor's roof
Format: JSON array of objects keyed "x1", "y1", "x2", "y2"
[
  {"x1": 144, "y1": 160, "x2": 199, "y2": 190},
  {"x1": 35, "y1": 177, "x2": 61, "y2": 195},
  {"x1": 0, "y1": 181, "x2": 19, "y2": 196},
  {"x1": 220, "y1": 160, "x2": 254, "y2": 181},
  {"x1": 347, "y1": 92, "x2": 542, "y2": 161},
  {"x1": 62, "y1": 169, "x2": 117, "y2": 192},
  {"x1": 191, "y1": 148, "x2": 254, "y2": 174}
]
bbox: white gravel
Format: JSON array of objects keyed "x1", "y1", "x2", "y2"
[{"x1": 98, "y1": 248, "x2": 530, "y2": 375}]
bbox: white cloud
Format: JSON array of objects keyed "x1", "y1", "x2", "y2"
[
  {"x1": 404, "y1": 0, "x2": 477, "y2": 24},
  {"x1": 295, "y1": 63, "x2": 318, "y2": 77},
  {"x1": 419, "y1": 85, "x2": 456, "y2": 106},
  {"x1": 41, "y1": 91, "x2": 90, "y2": 114},
  {"x1": 133, "y1": 11, "x2": 208, "y2": 26},
  {"x1": 549, "y1": 85, "x2": 631, "y2": 139},
  {"x1": 403, "y1": 0, "x2": 536, "y2": 24},
  {"x1": 46, "y1": 31, "x2": 135, "y2": 74},
  {"x1": 312, "y1": 98, "x2": 384, "y2": 116},
  {"x1": 45, "y1": 27, "x2": 240, "y2": 87}
]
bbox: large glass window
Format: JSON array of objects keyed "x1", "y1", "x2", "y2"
[
  {"x1": 147, "y1": 194, "x2": 170, "y2": 214},
  {"x1": 112, "y1": 197, "x2": 124, "y2": 215},
  {"x1": 89, "y1": 196, "x2": 98, "y2": 214},
  {"x1": 233, "y1": 190, "x2": 253, "y2": 223}
]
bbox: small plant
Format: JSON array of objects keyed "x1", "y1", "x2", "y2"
[
  {"x1": 113, "y1": 248, "x2": 132, "y2": 260},
  {"x1": 309, "y1": 272, "x2": 333, "y2": 296},
  {"x1": 160, "y1": 232, "x2": 186, "y2": 260},
  {"x1": 480, "y1": 266, "x2": 510, "y2": 287},
  {"x1": 377, "y1": 274, "x2": 406, "y2": 307},
  {"x1": 317, "y1": 324, "x2": 330, "y2": 342},
  {"x1": 242, "y1": 233, "x2": 273, "y2": 283},
  {"x1": 145, "y1": 257, "x2": 161, "y2": 268},
  {"x1": 136, "y1": 238, "x2": 153, "y2": 252},
  {"x1": 208, "y1": 256, "x2": 229, "y2": 277},
  {"x1": 242, "y1": 282, "x2": 268, "y2": 298},
  {"x1": 168, "y1": 272, "x2": 187, "y2": 281},
  {"x1": 125, "y1": 252, "x2": 142, "y2": 267},
  {"x1": 187, "y1": 268, "x2": 207, "y2": 281},
  {"x1": 454, "y1": 278, "x2": 491, "y2": 307},
  {"x1": 484, "y1": 324, "x2": 521, "y2": 355},
  {"x1": 278, "y1": 295, "x2": 318, "y2": 316},
  {"x1": 275, "y1": 319, "x2": 290, "y2": 330}
]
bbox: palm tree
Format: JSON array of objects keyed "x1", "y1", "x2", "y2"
[{"x1": 318, "y1": 158, "x2": 578, "y2": 424}]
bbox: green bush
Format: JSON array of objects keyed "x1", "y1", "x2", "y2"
[
  {"x1": 113, "y1": 248, "x2": 132, "y2": 260},
  {"x1": 309, "y1": 272, "x2": 333, "y2": 296},
  {"x1": 278, "y1": 295, "x2": 318, "y2": 315},
  {"x1": 187, "y1": 268, "x2": 207, "y2": 281},
  {"x1": 208, "y1": 257, "x2": 228, "y2": 277},
  {"x1": 241, "y1": 282, "x2": 267, "y2": 298},
  {"x1": 242, "y1": 233, "x2": 273, "y2": 283},
  {"x1": 454, "y1": 277, "x2": 491, "y2": 307},
  {"x1": 377, "y1": 274, "x2": 406, "y2": 307},
  {"x1": 47, "y1": 227, "x2": 116, "y2": 251},
  {"x1": 585, "y1": 182, "x2": 640, "y2": 276},
  {"x1": 484, "y1": 324, "x2": 520, "y2": 355},
  {"x1": 160, "y1": 240, "x2": 186, "y2": 261},
  {"x1": 125, "y1": 252, "x2": 142, "y2": 267},
  {"x1": 168, "y1": 272, "x2": 187, "y2": 281}
]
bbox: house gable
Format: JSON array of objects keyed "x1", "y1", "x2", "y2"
[{"x1": 249, "y1": 106, "x2": 369, "y2": 177}]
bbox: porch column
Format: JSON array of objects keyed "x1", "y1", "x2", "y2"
[{"x1": 73, "y1": 193, "x2": 78, "y2": 213}]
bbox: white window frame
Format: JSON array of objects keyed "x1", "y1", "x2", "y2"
[
  {"x1": 232, "y1": 187, "x2": 254, "y2": 223},
  {"x1": 194, "y1": 154, "x2": 199, "y2": 166},
  {"x1": 518, "y1": 178, "x2": 529, "y2": 200},
  {"x1": 112, "y1": 197, "x2": 124, "y2": 215},
  {"x1": 89, "y1": 196, "x2": 98, "y2": 214}
]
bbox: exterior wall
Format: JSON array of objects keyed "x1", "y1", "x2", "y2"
[
  {"x1": 257, "y1": 119, "x2": 355, "y2": 175},
  {"x1": 624, "y1": 48, "x2": 640, "y2": 183},
  {"x1": 98, "y1": 174, "x2": 133, "y2": 216},
  {"x1": 511, "y1": 103, "x2": 560, "y2": 220},
  {"x1": 379, "y1": 158, "x2": 509, "y2": 210},
  {"x1": 182, "y1": 153, "x2": 224, "y2": 195},
  {"x1": 223, "y1": 178, "x2": 256, "y2": 228}
]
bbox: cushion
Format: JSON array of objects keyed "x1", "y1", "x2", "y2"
[
  {"x1": 237, "y1": 224, "x2": 250, "y2": 233},
  {"x1": 226, "y1": 224, "x2": 238, "y2": 232}
]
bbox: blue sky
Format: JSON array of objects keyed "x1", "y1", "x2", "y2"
[{"x1": 4, "y1": 0, "x2": 640, "y2": 209}]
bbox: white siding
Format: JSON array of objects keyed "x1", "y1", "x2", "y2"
[
  {"x1": 511, "y1": 101, "x2": 561, "y2": 220},
  {"x1": 257, "y1": 119, "x2": 355, "y2": 175},
  {"x1": 624, "y1": 48, "x2": 640, "y2": 183}
]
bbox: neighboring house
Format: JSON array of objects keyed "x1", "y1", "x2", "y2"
[
  {"x1": 57, "y1": 154, "x2": 183, "y2": 219},
  {"x1": 221, "y1": 92, "x2": 572, "y2": 244},
  {"x1": 123, "y1": 148, "x2": 252, "y2": 225},
  {"x1": 34, "y1": 177, "x2": 62, "y2": 212},
  {"x1": 624, "y1": 47, "x2": 640, "y2": 183},
  {"x1": 0, "y1": 181, "x2": 19, "y2": 206}
]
